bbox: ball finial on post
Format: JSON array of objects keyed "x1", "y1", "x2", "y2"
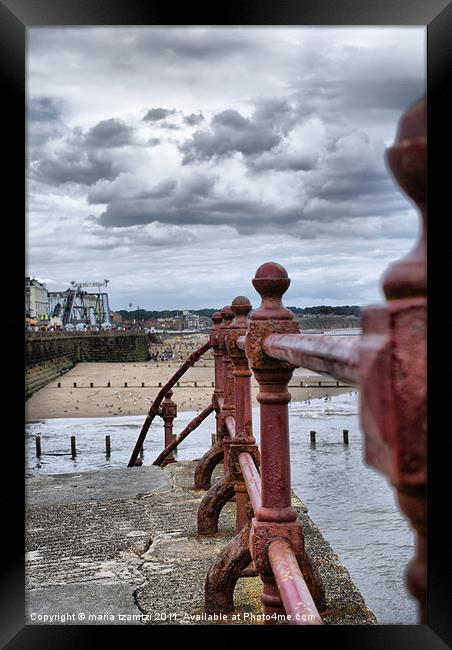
[
  {"x1": 382, "y1": 98, "x2": 426, "y2": 300},
  {"x1": 221, "y1": 305, "x2": 234, "y2": 324},
  {"x1": 251, "y1": 262, "x2": 294, "y2": 321},
  {"x1": 230, "y1": 295, "x2": 252, "y2": 329},
  {"x1": 360, "y1": 97, "x2": 427, "y2": 623}
]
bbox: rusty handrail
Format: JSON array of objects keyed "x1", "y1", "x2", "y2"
[
  {"x1": 268, "y1": 539, "x2": 323, "y2": 625},
  {"x1": 127, "y1": 340, "x2": 211, "y2": 467},
  {"x1": 263, "y1": 333, "x2": 359, "y2": 385},
  {"x1": 238, "y1": 452, "x2": 261, "y2": 513},
  {"x1": 153, "y1": 403, "x2": 215, "y2": 467}
]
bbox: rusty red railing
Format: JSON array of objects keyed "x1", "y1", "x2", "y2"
[
  {"x1": 200, "y1": 97, "x2": 425, "y2": 624},
  {"x1": 127, "y1": 339, "x2": 211, "y2": 467},
  {"x1": 130, "y1": 97, "x2": 426, "y2": 625},
  {"x1": 197, "y1": 292, "x2": 327, "y2": 622}
]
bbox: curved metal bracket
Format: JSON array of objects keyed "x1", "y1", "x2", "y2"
[
  {"x1": 205, "y1": 523, "x2": 252, "y2": 613},
  {"x1": 197, "y1": 475, "x2": 235, "y2": 535},
  {"x1": 194, "y1": 442, "x2": 224, "y2": 490}
]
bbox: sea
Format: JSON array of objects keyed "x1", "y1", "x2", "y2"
[{"x1": 25, "y1": 391, "x2": 417, "y2": 625}]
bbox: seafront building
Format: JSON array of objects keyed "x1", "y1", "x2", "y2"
[
  {"x1": 25, "y1": 277, "x2": 111, "y2": 328},
  {"x1": 25, "y1": 277, "x2": 50, "y2": 320}
]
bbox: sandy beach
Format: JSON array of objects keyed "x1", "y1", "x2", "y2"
[{"x1": 25, "y1": 334, "x2": 355, "y2": 421}]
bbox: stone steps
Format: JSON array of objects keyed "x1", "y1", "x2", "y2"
[{"x1": 25, "y1": 357, "x2": 74, "y2": 398}]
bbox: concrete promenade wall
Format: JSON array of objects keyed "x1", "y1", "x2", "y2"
[{"x1": 25, "y1": 461, "x2": 377, "y2": 625}]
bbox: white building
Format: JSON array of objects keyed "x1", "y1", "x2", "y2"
[
  {"x1": 25, "y1": 277, "x2": 49, "y2": 320},
  {"x1": 182, "y1": 311, "x2": 201, "y2": 330}
]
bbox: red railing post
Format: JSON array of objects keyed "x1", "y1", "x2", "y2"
[
  {"x1": 226, "y1": 296, "x2": 258, "y2": 533},
  {"x1": 159, "y1": 390, "x2": 177, "y2": 467},
  {"x1": 210, "y1": 311, "x2": 224, "y2": 440},
  {"x1": 245, "y1": 262, "x2": 306, "y2": 623},
  {"x1": 359, "y1": 98, "x2": 426, "y2": 622},
  {"x1": 128, "y1": 339, "x2": 211, "y2": 467},
  {"x1": 217, "y1": 306, "x2": 235, "y2": 473},
  {"x1": 194, "y1": 314, "x2": 228, "y2": 489}
]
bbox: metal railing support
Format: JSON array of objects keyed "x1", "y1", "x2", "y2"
[
  {"x1": 359, "y1": 98, "x2": 426, "y2": 622},
  {"x1": 245, "y1": 262, "x2": 325, "y2": 623},
  {"x1": 210, "y1": 311, "x2": 224, "y2": 439},
  {"x1": 217, "y1": 306, "x2": 235, "y2": 474},
  {"x1": 158, "y1": 390, "x2": 177, "y2": 466},
  {"x1": 127, "y1": 339, "x2": 211, "y2": 467},
  {"x1": 193, "y1": 311, "x2": 229, "y2": 490},
  {"x1": 226, "y1": 296, "x2": 256, "y2": 532}
]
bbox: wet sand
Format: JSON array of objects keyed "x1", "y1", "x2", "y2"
[{"x1": 25, "y1": 358, "x2": 354, "y2": 421}]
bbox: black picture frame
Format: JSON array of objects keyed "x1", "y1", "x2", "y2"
[{"x1": 1, "y1": 0, "x2": 450, "y2": 647}]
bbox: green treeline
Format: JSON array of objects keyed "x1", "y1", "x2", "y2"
[{"x1": 117, "y1": 305, "x2": 361, "y2": 321}]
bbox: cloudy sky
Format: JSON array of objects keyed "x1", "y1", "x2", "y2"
[{"x1": 27, "y1": 27, "x2": 425, "y2": 311}]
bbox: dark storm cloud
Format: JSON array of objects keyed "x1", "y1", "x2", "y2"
[
  {"x1": 27, "y1": 96, "x2": 67, "y2": 154},
  {"x1": 315, "y1": 172, "x2": 391, "y2": 203},
  {"x1": 249, "y1": 150, "x2": 317, "y2": 173},
  {"x1": 291, "y1": 77, "x2": 424, "y2": 118},
  {"x1": 184, "y1": 112, "x2": 204, "y2": 126},
  {"x1": 87, "y1": 178, "x2": 177, "y2": 204},
  {"x1": 142, "y1": 107, "x2": 176, "y2": 122},
  {"x1": 97, "y1": 196, "x2": 300, "y2": 232},
  {"x1": 84, "y1": 118, "x2": 133, "y2": 148},
  {"x1": 34, "y1": 150, "x2": 119, "y2": 186},
  {"x1": 30, "y1": 117, "x2": 133, "y2": 186},
  {"x1": 180, "y1": 108, "x2": 281, "y2": 163},
  {"x1": 340, "y1": 78, "x2": 424, "y2": 112},
  {"x1": 135, "y1": 28, "x2": 255, "y2": 61},
  {"x1": 28, "y1": 96, "x2": 62, "y2": 122},
  {"x1": 95, "y1": 121, "x2": 408, "y2": 236},
  {"x1": 160, "y1": 122, "x2": 182, "y2": 130},
  {"x1": 252, "y1": 98, "x2": 300, "y2": 131}
]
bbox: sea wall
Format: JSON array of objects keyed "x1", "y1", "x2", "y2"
[
  {"x1": 25, "y1": 332, "x2": 151, "y2": 397},
  {"x1": 25, "y1": 356, "x2": 75, "y2": 399},
  {"x1": 26, "y1": 331, "x2": 151, "y2": 367}
]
